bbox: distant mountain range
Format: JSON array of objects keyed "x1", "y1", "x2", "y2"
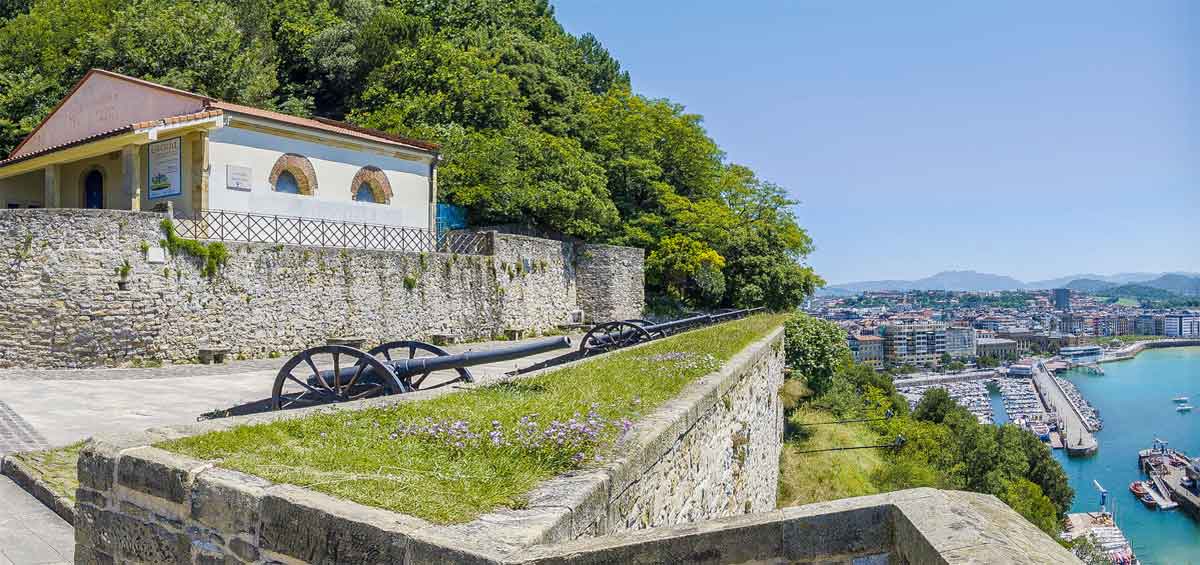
[{"x1": 820, "y1": 271, "x2": 1200, "y2": 297}]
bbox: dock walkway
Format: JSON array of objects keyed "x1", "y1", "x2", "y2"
[
  {"x1": 1148, "y1": 476, "x2": 1180, "y2": 510},
  {"x1": 1031, "y1": 361, "x2": 1097, "y2": 456}
]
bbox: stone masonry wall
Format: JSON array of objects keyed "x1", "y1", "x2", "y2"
[
  {"x1": 72, "y1": 325, "x2": 785, "y2": 564},
  {"x1": 581, "y1": 330, "x2": 783, "y2": 534},
  {"x1": 575, "y1": 243, "x2": 644, "y2": 323},
  {"x1": 0, "y1": 209, "x2": 642, "y2": 368}
]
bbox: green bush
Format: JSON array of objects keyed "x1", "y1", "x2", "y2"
[{"x1": 782, "y1": 313, "x2": 850, "y2": 394}]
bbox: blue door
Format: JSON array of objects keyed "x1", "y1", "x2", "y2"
[{"x1": 84, "y1": 171, "x2": 103, "y2": 209}]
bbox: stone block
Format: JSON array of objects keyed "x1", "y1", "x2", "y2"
[
  {"x1": 93, "y1": 509, "x2": 191, "y2": 563},
  {"x1": 117, "y1": 446, "x2": 207, "y2": 504},
  {"x1": 781, "y1": 506, "x2": 891, "y2": 562},
  {"x1": 191, "y1": 466, "x2": 270, "y2": 535},
  {"x1": 259, "y1": 485, "x2": 411, "y2": 564},
  {"x1": 77, "y1": 442, "x2": 117, "y2": 491}
]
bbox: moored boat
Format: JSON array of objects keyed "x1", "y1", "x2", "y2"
[
  {"x1": 1177, "y1": 404, "x2": 1193, "y2": 413},
  {"x1": 1173, "y1": 396, "x2": 1189, "y2": 403},
  {"x1": 1140, "y1": 493, "x2": 1157, "y2": 508},
  {"x1": 1130, "y1": 481, "x2": 1149, "y2": 496}
]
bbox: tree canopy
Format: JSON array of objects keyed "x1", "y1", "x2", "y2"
[
  {"x1": 782, "y1": 313, "x2": 1075, "y2": 536},
  {"x1": 0, "y1": 0, "x2": 823, "y2": 309}
]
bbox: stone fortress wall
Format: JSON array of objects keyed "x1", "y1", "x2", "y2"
[
  {"x1": 0, "y1": 209, "x2": 643, "y2": 368},
  {"x1": 72, "y1": 325, "x2": 786, "y2": 564}
]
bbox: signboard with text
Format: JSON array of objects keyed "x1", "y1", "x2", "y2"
[
  {"x1": 147, "y1": 137, "x2": 182, "y2": 200},
  {"x1": 226, "y1": 165, "x2": 252, "y2": 191}
]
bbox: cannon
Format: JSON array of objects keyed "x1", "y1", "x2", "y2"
[
  {"x1": 578, "y1": 308, "x2": 762, "y2": 356},
  {"x1": 271, "y1": 336, "x2": 572, "y2": 410}
]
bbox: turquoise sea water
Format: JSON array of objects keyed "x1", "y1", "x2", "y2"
[{"x1": 1051, "y1": 346, "x2": 1200, "y2": 565}]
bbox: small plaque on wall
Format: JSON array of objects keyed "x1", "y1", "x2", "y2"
[{"x1": 227, "y1": 165, "x2": 252, "y2": 191}]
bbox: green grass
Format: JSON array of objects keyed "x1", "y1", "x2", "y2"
[
  {"x1": 8, "y1": 442, "x2": 85, "y2": 503},
  {"x1": 1114, "y1": 297, "x2": 1140, "y2": 307},
  {"x1": 777, "y1": 406, "x2": 884, "y2": 507},
  {"x1": 1087, "y1": 334, "x2": 1171, "y2": 345},
  {"x1": 161, "y1": 314, "x2": 786, "y2": 524}
]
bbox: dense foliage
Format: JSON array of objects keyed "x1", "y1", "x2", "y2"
[
  {"x1": 0, "y1": 0, "x2": 822, "y2": 309},
  {"x1": 782, "y1": 313, "x2": 1074, "y2": 536}
]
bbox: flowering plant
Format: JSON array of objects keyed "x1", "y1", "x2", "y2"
[{"x1": 392, "y1": 403, "x2": 635, "y2": 468}]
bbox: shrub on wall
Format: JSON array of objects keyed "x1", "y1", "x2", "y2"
[{"x1": 159, "y1": 219, "x2": 228, "y2": 278}]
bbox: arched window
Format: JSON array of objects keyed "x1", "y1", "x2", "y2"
[
  {"x1": 269, "y1": 153, "x2": 317, "y2": 195},
  {"x1": 354, "y1": 182, "x2": 376, "y2": 203},
  {"x1": 275, "y1": 171, "x2": 301, "y2": 194},
  {"x1": 350, "y1": 166, "x2": 391, "y2": 204}
]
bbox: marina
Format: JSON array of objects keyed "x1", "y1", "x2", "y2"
[
  {"x1": 895, "y1": 373, "x2": 1049, "y2": 430},
  {"x1": 1053, "y1": 346, "x2": 1200, "y2": 565}
]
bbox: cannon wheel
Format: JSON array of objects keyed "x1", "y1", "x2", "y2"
[
  {"x1": 368, "y1": 340, "x2": 474, "y2": 390},
  {"x1": 271, "y1": 345, "x2": 404, "y2": 411},
  {"x1": 580, "y1": 321, "x2": 655, "y2": 356}
]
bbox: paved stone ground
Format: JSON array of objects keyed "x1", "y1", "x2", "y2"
[
  {"x1": 0, "y1": 335, "x2": 579, "y2": 563},
  {"x1": 0, "y1": 400, "x2": 48, "y2": 454},
  {"x1": 0, "y1": 475, "x2": 73, "y2": 564}
]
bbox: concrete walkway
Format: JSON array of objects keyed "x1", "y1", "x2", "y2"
[
  {"x1": 0, "y1": 475, "x2": 72, "y2": 564},
  {"x1": 0, "y1": 335, "x2": 579, "y2": 562},
  {"x1": 1031, "y1": 361, "x2": 1097, "y2": 456}
]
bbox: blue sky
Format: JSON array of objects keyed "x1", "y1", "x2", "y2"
[{"x1": 553, "y1": 1, "x2": 1200, "y2": 285}]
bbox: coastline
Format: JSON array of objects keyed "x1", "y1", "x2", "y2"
[{"x1": 1098, "y1": 338, "x2": 1200, "y2": 364}]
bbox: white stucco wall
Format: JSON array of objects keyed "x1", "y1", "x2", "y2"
[
  {"x1": 0, "y1": 170, "x2": 43, "y2": 208},
  {"x1": 207, "y1": 124, "x2": 433, "y2": 229}
]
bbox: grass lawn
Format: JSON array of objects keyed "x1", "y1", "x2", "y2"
[
  {"x1": 1088, "y1": 334, "x2": 1171, "y2": 345},
  {"x1": 777, "y1": 406, "x2": 884, "y2": 507},
  {"x1": 6, "y1": 441, "x2": 85, "y2": 503},
  {"x1": 161, "y1": 314, "x2": 786, "y2": 524}
]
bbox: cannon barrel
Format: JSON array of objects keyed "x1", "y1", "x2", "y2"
[
  {"x1": 709, "y1": 306, "x2": 764, "y2": 323},
  {"x1": 647, "y1": 313, "x2": 713, "y2": 333},
  {"x1": 311, "y1": 336, "x2": 572, "y2": 386},
  {"x1": 385, "y1": 336, "x2": 571, "y2": 377}
]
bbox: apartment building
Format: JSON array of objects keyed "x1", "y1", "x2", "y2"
[
  {"x1": 880, "y1": 320, "x2": 947, "y2": 367},
  {"x1": 945, "y1": 325, "x2": 977, "y2": 358},
  {"x1": 848, "y1": 334, "x2": 885, "y2": 369},
  {"x1": 1164, "y1": 313, "x2": 1200, "y2": 338}
]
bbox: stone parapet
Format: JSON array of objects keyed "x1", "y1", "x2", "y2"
[{"x1": 74, "y1": 326, "x2": 785, "y2": 564}]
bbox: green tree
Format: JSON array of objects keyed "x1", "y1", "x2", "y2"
[
  {"x1": 783, "y1": 314, "x2": 850, "y2": 394},
  {"x1": 913, "y1": 388, "x2": 963, "y2": 425},
  {"x1": 645, "y1": 234, "x2": 726, "y2": 306},
  {"x1": 83, "y1": 0, "x2": 278, "y2": 107},
  {"x1": 1001, "y1": 478, "x2": 1060, "y2": 535}
]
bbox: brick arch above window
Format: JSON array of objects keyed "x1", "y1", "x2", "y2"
[
  {"x1": 350, "y1": 166, "x2": 392, "y2": 204},
  {"x1": 269, "y1": 153, "x2": 318, "y2": 196}
]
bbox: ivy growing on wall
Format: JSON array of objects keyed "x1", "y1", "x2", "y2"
[{"x1": 159, "y1": 219, "x2": 229, "y2": 278}]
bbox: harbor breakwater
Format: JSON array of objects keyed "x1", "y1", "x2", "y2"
[{"x1": 1100, "y1": 339, "x2": 1200, "y2": 364}]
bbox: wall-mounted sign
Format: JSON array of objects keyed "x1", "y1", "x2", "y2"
[
  {"x1": 146, "y1": 137, "x2": 182, "y2": 200},
  {"x1": 227, "y1": 165, "x2": 252, "y2": 191}
]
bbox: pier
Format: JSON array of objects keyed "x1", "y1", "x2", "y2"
[
  {"x1": 1031, "y1": 360, "x2": 1098, "y2": 456},
  {"x1": 1138, "y1": 444, "x2": 1200, "y2": 520}
]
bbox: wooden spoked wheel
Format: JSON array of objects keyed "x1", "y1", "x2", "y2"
[
  {"x1": 271, "y1": 345, "x2": 404, "y2": 411},
  {"x1": 580, "y1": 321, "x2": 655, "y2": 356}
]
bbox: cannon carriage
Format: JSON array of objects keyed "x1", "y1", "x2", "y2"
[
  {"x1": 577, "y1": 307, "x2": 764, "y2": 356},
  {"x1": 268, "y1": 307, "x2": 764, "y2": 410},
  {"x1": 271, "y1": 336, "x2": 572, "y2": 410}
]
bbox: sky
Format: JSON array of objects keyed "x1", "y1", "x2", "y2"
[{"x1": 552, "y1": 1, "x2": 1200, "y2": 285}]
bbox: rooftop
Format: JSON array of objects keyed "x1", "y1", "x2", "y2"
[{"x1": 0, "y1": 69, "x2": 438, "y2": 172}]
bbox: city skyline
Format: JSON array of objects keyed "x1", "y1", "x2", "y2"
[{"x1": 553, "y1": 1, "x2": 1200, "y2": 284}]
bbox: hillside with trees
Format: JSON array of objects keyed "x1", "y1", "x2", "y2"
[
  {"x1": 779, "y1": 314, "x2": 1074, "y2": 539},
  {"x1": 0, "y1": 0, "x2": 822, "y2": 310}
]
